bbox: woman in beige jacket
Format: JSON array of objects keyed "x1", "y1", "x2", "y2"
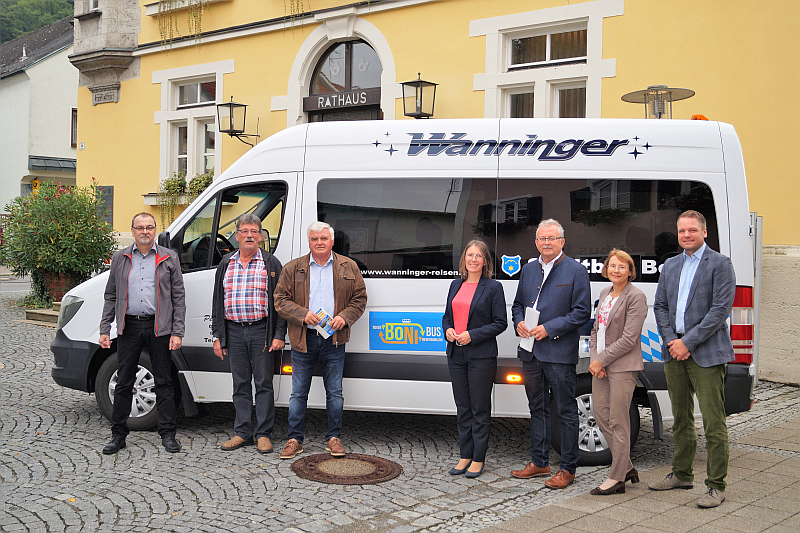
[{"x1": 588, "y1": 249, "x2": 647, "y2": 495}]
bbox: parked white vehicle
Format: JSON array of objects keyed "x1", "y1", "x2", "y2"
[{"x1": 52, "y1": 118, "x2": 759, "y2": 465}]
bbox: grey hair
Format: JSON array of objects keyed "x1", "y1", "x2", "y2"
[
  {"x1": 537, "y1": 218, "x2": 565, "y2": 238},
  {"x1": 307, "y1": 221, "x2": 334, "y2": 240},
  {"x1": 235, "y1": 214, "x2": 262, "y2": 232}
]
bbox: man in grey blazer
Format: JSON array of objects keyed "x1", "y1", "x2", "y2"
[{"x1": 650, "y1": 210, "x2": 736, "y2": 508}]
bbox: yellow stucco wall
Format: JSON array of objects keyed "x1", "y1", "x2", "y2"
[
  {"x1": 602, "y1": 0, "x2": 800, "y2": 246},
  {"x1": 78, "y1": 0, "x2": 798, "y2": 245}
]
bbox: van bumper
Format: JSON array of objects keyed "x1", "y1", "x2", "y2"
[{"x1": 50, "y1": 329, "x2": 98, "y2": 392}]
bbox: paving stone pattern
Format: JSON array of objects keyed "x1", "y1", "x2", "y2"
[{"x1": 1, "y1": 288, "x2": 798, "y2": 532}]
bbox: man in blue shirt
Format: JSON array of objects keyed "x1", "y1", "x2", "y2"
[
  {"x1": 651, "y1": 210, "x2": 736, "y2": 508},
  {"x1": 510, "y1": 219, "x2": 591, "y2": 489},
  {"x1": 274, "y1": 222, "x2": 367, "y2": 459}
]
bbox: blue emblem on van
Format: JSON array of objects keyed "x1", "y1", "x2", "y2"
[{"x1": 501, "y1": 255, "x2": 521, "y2": 277}]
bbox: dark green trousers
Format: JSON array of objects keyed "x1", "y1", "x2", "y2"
[{"x1": 664, "y1": 357, "x2": 729, "y2": 491}]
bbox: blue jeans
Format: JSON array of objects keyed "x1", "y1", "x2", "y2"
[
  {"x1": 226, "y1": 321, "x2": 274, "y2": 440},
  {"x1": 522, "y1": 357, "x2": 579, "y2": 474},
  {"x1": 287, "y1": 332, "x2": 345, "y2": 443}
]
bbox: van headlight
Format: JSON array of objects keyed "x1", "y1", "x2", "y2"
[{"x1": 57, "y1": 295, "x2": 84, "y2": 330}]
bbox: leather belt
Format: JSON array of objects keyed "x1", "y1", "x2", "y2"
[
  {"x1": 231, "y1": 318, "x2": 267, "y2": 327},
  {"x1": 125, "y1": 314, "x2": 155, "y2": 321}
]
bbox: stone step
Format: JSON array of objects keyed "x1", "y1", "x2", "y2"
[
  {"x1": 52, "y1": 301, "x2": 61, "y2": 312},
  {"x1": 25, "y1": 308, "x2": 59, "y2": 323}
]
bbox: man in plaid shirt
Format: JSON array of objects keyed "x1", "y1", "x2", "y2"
[{"x1": 212, "y1": 214, "x2": 287, "y2": 454}]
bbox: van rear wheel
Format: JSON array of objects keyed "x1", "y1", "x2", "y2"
[
  {"x1": 550, "y1": 374, "x2": 640, "y2": 466},
  {"x1": 95, "y1": 352, "x2": 158, "y2": 431}
]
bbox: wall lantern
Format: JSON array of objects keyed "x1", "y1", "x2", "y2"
[
  {"x1": 621, "y1": 85, "x2": 695, "y2": 119},
  {"x1": 217, "y1": 96, "x2": 259, "y2": 146},
  {"x1": 401, "y1": 73, "x2": 437, "y2": 119}
]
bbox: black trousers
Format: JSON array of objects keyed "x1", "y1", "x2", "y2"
[
  {"x1": 111, "y1": 318, "x2": 176, "y2": 438},
  {"x1": 448, "y1": 347, "x2": 497, "y2": 462}
]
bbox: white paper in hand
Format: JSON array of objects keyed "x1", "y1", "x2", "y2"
[{"x1": 519, "y1": 307, "x2": 540, "y2": 352}]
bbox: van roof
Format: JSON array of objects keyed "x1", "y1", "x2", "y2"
[{"x1": 220, "y1": 118, "x2": 734, "y2": 178}]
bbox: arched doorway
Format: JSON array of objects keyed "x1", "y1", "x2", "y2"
[{"x1": 304, "y1": 40, "x2": 383, "y2": 122}]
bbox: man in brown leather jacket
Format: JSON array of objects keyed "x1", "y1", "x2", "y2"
[{"x1": 274, "y1": 221, "x2": 367, "y2": 459}]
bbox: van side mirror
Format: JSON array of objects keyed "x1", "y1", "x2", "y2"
[{"x1": 157, "y1": 231, "x2": 171, "y2": 249}]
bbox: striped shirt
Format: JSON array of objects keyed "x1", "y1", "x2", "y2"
[{"x1": 223, "y1": 251, "x2": 268, "y2": 322}]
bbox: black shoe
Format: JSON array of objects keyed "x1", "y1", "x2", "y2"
[
  {"x1": 465, "y1": 463, "x2": 485, "y2": 479},
  {"x1": 102, "y1": 436, "x2": 126, "y2": 455},
  {"x1": 449, "y1": 461, "x2": 472, "y2": 475},
  {"x1": 162, "y1": 436, "x2": 181, "y2": 453}
]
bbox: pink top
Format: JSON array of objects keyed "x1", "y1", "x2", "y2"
[{"x1": 453, "y1": 282, "x2": 478, "y2": 334}]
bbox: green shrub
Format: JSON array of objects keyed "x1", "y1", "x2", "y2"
[{"x1": 0, "y1": 180, "x2": 116, "y2": 287}]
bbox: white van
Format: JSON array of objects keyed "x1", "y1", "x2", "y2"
[{"x1": 51, "y1": 118, "x2": 759, "y2": 465}]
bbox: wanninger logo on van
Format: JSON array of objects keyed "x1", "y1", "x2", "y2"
[{"x1": 405, "y1": 133, "x2": 631, "y2": 160}]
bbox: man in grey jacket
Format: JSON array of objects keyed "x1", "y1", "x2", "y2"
[
  {"x1": 650, "y1": 210, "x2": 736, "y2": 508},
  {"x1": 99, "y1": 212, "x2": 186, "y2": 455}
]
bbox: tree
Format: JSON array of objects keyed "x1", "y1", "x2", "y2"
[{"x1": 0, "y1": 0, "x2": 73, "y2": 44}]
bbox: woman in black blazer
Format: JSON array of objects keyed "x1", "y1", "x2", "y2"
[{"x1": 442, "y1": 240, "x2": 508, "y2": 478}]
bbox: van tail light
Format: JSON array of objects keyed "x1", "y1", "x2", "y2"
[{"x1": 730, "y1": 286, "x2": 754, "y2": 364}]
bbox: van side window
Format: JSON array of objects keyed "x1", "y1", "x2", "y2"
[
  {"x1": 318, "y1": 178, "x2": 496, "y2": 279},
  {"x1": 497, "y1": 179, "x2": 718, "y2": 281},
  {"x1": 173, "y1": 182, "x2": 288, "y2": 271}
]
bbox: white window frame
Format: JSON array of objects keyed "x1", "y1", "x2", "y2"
[
  {"x1": 470, "y1": 0, "x2": 622, "y2": 119},
  {"x1": 590, "y1": 180, "x2": 630, "y2": 210},
  {"x1": 153, "y1": 61, "x2": 233, "y2": 187},
  {"x1": 177, "y1": 81, "x2": 216, "y2": 109},
  {"x1": 507, "y1": 22, "x2": 587, "y2": 70},
  {"x1": 549, "y1": 79, "x2": 587, "y2": 118},
  {"x1": 506, "y1": 86, "x2": 535, "y2": 118}
]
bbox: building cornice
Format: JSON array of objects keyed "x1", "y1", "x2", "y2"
[{"x1": 133, "y1": 0, "x2": 441, "y2": 55}]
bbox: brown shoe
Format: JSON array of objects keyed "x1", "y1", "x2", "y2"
[
  {"x1": 257, "y1": 437, "x2": 273, "y2": 454},
  {"x1": 280, "y1": 438, "x2": 303, "y2": 459},
  {"x1": 220, "y1": 435, "x2": 253, "y2": 451},
  {"x1": 326, "y1": 437, "x2": 346, "y2": 457},
  {"x1": 545, "y1": 469, "x2": 575, "y2": 489},
  {"x1": 511, "y1": 462, "x2": 551, "y2": 479}
]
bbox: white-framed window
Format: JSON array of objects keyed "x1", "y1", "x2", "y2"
[
  {"x1": 202, "y1": 121, "x2": 215, "y2": 174},
  {"x1": 175, "y1": 123, "x2": 188, "y2": 175},
  {"x1": 508, "y1": 24, "x2": 587, "y2": 70},
  {"x1": 592, "y1": 180, "x2": 631, "y2": 210},
  {"x1": 507, "y1": 87, "x2": 535, "y2": 118},
  {"x1": 89, "y1": 0, "x2": 99, "y2": 11},
  {"x1": 470, "y1": 0, "x2": 622, "y2": 118},
  {"x1": 500, "y1": 197, "x2": 530, "y2": 223},
  {"x1": 153, "y1": 61, "x2": 233, "y2": 187},
  {"x1": 551, "y1": 80, "x2": 587, "y2": 118},
  {"x1": 71, "y1": 108, "x2": 78, "y2": 147},
  {"x1": 177, "y1": 81, "x2": 216, "y2": 108}
]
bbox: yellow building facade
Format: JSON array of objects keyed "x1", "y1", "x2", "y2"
[
  {"x1": 72, "y1": 0, "x2": 798, "y2": 245},
  {"x1": 71, "y1": 0, "x2": 798, "y2": 380}
]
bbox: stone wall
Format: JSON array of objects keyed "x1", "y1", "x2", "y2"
[{"x1": 758, "y1": 246, "x2": 800, "y2": 386}]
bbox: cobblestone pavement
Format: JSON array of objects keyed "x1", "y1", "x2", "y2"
[{"x1": 1, "y1": 288, "x2": 798, "y2": 533}]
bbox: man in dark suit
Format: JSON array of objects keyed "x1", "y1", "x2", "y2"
[
  {"x1": 510, "y1": 219, "x2": 591, "y2": 489},
  {"x1": 650, "y1": 210, "x2": 735, "y2": 509}
]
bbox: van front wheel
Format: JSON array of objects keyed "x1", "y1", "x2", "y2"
[
  {"x1": 550, "y1": 374, "x2": 640, "y2": 466},
  {"x1": 95, "y1": 352, "x2": 158, "y2": 431}
]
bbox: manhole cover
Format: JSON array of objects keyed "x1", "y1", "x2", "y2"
[{"x1": 291, "y1": 453, "x2": 402, "y2": 485}]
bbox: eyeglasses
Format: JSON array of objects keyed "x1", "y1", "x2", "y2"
[
  {"x1": 536, "y1": 236, "x2": 563, "y2": 243},
  {"x1": 238, "y1": 229, "x2": 261, "y2": 236},
  {"x1": 466, "y1": 253, "x2": 483, "y2": 260},
  {"x1": 608, "y1": 264, "x2": 629, "y2": 271},
  {"x1": 132, "y1": 226, "x2": 156, "y2": 232}
]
